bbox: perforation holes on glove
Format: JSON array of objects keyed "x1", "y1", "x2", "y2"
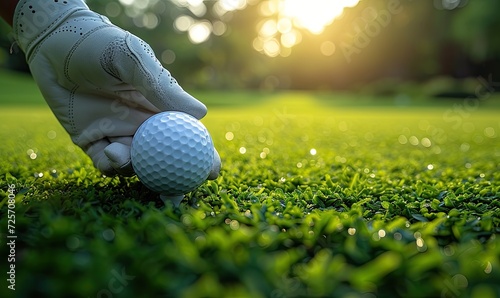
[{"x1": 17, "y1": 0, "x2": 70, "y2": 34}]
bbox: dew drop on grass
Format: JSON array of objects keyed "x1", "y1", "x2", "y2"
[
  {"x1": 443, "y1": 245, "x2": 455, "y2": 256},
  {"x1": 335, "y1": 156, "x2": 346, "y2": 163},
  {"x1": 310, "y1": 148, "x2": 317, "y2": 155},
  {"x1": 409, "y1": 136, "x2": 419, "y2": 145},
  {"x1": 347, "y1": 228, "x2": 356, "y2": 235},
  {"x1": 181, "y1": 215, "x2": 194, "y2": 227},
  {"x1": 102, "y1": 229, "x2": 115, "y2": 241},
  {"x1": 484, "y1": 127, "x2": 496, "y2": 138},
  {"x1": 398, "y1": 135, "x2": 407, "y2": 144},
  {"x1": 416, "y1": 237, "x2": 425, "y2": 249},
  {"x1": 27, "y1": 148, "x2": 38, "y2": 159},
  {"x1": 239, "y1": 147, "x2": 246, "y2": 154},
  {"x1": 66, "y1": 235, "x2": 80, "y2": 250},
  {"x1": 47, "y1": 130, "x2": 57, "y2": 139},
  {"x1": 225, "y1": 131, "x2": 234, "y2": 141},
  {"x1": 485, "y1": 261, "x2": 493, "y2": 274},
  {"x1": 460, "y1": 143, "x2": 470, "y2": 152},
  {"x1": 427, "y1": 164, "x2": 434, "y2": 170},
  {"x1": 195, "y1": 235, "x2": 206, "y2": 247},
  {"x1": 421, "y1": 137, "x2": 431, "y2": 147},
  {"x1": 229, "y1": 220, "x2": 240, "y2": 230}
]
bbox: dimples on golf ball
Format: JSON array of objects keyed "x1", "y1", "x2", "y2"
[{"x1": 131, "y1": 111, "x2": 214, "y2": 195}]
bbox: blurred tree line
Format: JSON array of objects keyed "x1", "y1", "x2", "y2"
[{"x1": 1, "y1": 0, "x2": 499, "y2": 91}]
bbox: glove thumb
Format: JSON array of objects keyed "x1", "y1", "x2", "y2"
[
  {"x1": 87, "y1": 137, "x2": 135, "y2": 176},
  {"x1": 104, "y1": 142, "x2": 135, "y2": 176}
]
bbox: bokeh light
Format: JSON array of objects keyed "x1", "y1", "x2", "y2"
[
  {"x1": 170, "y1": 0, "x2": 361, "y2": 56},
  {"x1": 254, "y1": 0, "x2": 360, "y2": 56},
  {"x1": 188, "y1": 21, "x2": 212, "y2": 44}
]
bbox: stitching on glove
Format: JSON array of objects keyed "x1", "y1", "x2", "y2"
[
  {"x1": 14, "y1": 0, "x2": 88, "y2": 59},
  {"x1": 63, "y1": 23, "x2": 112, "y2": 80},
  {"x1": 59, "y1": 24, "x2": 111, "y2": 135},
  {"x1": 136, "y1": 39, "x2": 179, "y2": 89},
  {"x1": 124, "y1": 34, "x2": 162, "y2": 102},
  {"x1": 100, "y1": 38, "x2": 126, "y2": 79},
  {"x1": 68, "y1": 86, "x2": 76, "y2": 134},
  {"x1": 124, "y1": 34, "x2": 184, "y2": 111}
]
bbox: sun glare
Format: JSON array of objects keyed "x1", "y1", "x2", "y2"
[
  {"x1": 255, "y1": 0, "x2": 360, "y2": 56},
  {"x1": 281, "y1": 0, "x2": 356, "y2": 34},
  {"x1": 171, "y1": 0, "x2": 361, "y2": 55}
]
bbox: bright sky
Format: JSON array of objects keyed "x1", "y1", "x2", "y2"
[
  {"x1": 255, "y1": 0, "x2": 360, "y2": 57},
  {"x1": 279, "y1": 0, "x2": 360, "y2": 35},
  {"x1": 118, "y1": 0, "x2": 361, "y2": 56}
]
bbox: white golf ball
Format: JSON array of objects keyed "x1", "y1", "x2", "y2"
[{"x1": 131, "y1": 111, "x2": 214, "y2": 197}]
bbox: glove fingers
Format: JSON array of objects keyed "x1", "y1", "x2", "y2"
[
  {"x1": 104, "y1": 33, "x2": 207, "y2": 119},
  {"x1": 86, "y1": 139, "x2": 115, "y2": 175},
  {"x1": 104, "y1": 139, "x2": 135, "y2": 177}
]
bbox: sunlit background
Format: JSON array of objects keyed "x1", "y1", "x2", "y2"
[
  {"x1": 106, "y1": 0, "x2": 361, "y2": 48},
  {"x1": 1, "y1": 0, "x2": 499, "y2": 91}
]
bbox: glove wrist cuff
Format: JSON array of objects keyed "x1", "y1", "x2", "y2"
[{"x1": 13, "y1": 0, "x2": 89, "y2": 56}]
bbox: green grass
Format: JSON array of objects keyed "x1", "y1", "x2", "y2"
[{"x1": 1, "y1": 69, "x2": 500, "y2": 297}]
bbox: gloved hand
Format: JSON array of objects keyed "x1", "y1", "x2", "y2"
[{"x1": 12, "y1": 0, "x2": 221, "y2": 178}]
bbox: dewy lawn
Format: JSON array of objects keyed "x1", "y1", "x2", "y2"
[{"x1": 0, "y1": 74, "x2": 499, "y2": 297}]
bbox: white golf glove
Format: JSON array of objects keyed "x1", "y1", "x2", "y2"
[{"x1": 12, "y1": 0, "x2": 221, "y2": 178}]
